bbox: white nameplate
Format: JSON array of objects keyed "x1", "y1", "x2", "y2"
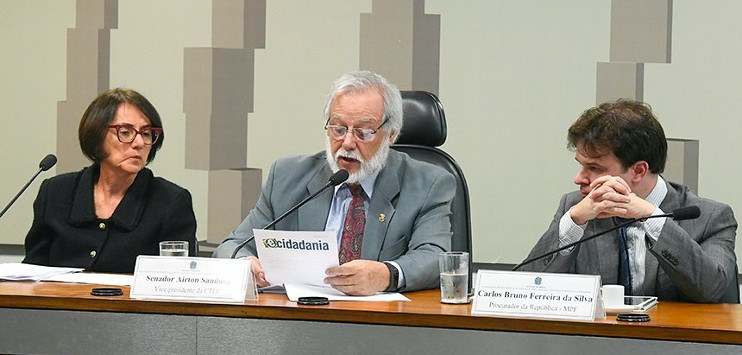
[
  {"x1": 472, "y1": 270, "x2": 601, "y2": 321},
  {"x1": 131, "y1": 256, "x2": 252, "y2": 303}
]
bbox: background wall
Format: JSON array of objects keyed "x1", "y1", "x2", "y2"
[{"x1": 0, "y1": 0, "x2": 740, "y2": 270}]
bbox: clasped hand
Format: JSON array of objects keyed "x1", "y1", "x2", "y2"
[{"x1": 571, "y1": 175, "x2": 655, "y2": 225}]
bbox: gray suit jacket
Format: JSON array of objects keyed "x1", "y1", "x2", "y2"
[
  {"x1": 213, "y1": 150, "x2": 455, "y2": 291},
  {"x1": 522, "y1": 180, "x2": 737, "y2": 302}
]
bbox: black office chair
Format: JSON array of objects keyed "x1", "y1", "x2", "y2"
[{"x1": 392, "y1": 91, "x2": 473, "y2": 288}]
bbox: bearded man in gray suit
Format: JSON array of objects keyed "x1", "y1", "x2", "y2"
[
  {"x1": 213, "y1": 70, "x2": 455, "y2": 296},
  {"x1": 521, "y1": 99, "x2": 737, "y2": 303}
]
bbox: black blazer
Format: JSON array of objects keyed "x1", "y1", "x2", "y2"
[{"x1": 23, "y1": 164, "x2": 197, "y2": 273}]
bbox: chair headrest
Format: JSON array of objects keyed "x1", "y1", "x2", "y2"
[{"x1": 395, "y1": 91, "x2": 447, "y2": 147}]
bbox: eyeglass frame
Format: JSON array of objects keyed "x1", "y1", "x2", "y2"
[
  {"x1": 107, "y1": 124, "x2": 163, "y2": 145},
  {"x1": 324, "y1": 117, "x2": 390, "y2": 142}
]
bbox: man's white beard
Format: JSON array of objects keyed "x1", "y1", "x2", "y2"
[{"x1": 325, "y1": 135, "x2": 391, "y2": 184}]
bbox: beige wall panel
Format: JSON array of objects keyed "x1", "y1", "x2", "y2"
[
  {"x1": 183, "y1": 1, "x2": 265, "y2": 247},
  {"x1": 212, "y1": 49, "x2": 254, "y2": 119},
  {"x1": 183, "y1": 48, "x2": 254, "y2": 170},
  {"x1": 184, "y1": 107, "x2": 213, "y2": 171},
  {"x1": 183, "y1": 49, "x2": 215, "y2": 114},
  {"x1": 361, "y1": 1, "x2": 415, "y2": 88},
  {"x1": 412, "y1": 10, "x2": 440, "y2": 94},
  {"x1": 596, "y1": 62, "x2": 644, "y2": 103},
  {"x1": 207, "y1": 168, "x2": 261, "y2": 244},
  {"x1": 243, "y1": 0, "x2": 267, "y2": 49},
  {"x1": 75, "y1": 0, "x2": 117, "y2": 29},
  {"x1": 209, "y1": 111, "x2": 248, "y2": 170},
  {"x1": 63, "y1": 28, "x2": 109, "y2": 98},
  {"x1": 610, "y1": 0, "x2": 672, "y2": 63},
  {"x1": 184, "y1": 48, "x2": 214, "y2": 170},
  {"x1": 360, "y1": 0, "x2": 440, "y2": 93},
  {"x1": 59, "y1": 0, "x2": 118, "y2": 174},
  {"x1": 213, "y1": 0, "x2": 246, "y2": 48},
  {"x1": 212, "y1": 0, "x2": 267, "y2": 49},
  {"x1": 665, "y1": 139, "x2": 699, "y2": 193},
  {"x1": 58, "y1": 26, "x2": 114, "y2": 173},
  {"x1": 56, "y1": 102, "x2": 89, "y2": 170}
]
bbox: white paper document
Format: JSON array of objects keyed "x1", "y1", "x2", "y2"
[
  {"x1": 0, "y1": 263, "x2": 82, "y2": 281},
  {"x1": 43, "y1": 272, "x2": 134, "y2": 286},
  {"x1": 284, "y1": 283, "x2": 410, "y2": 302},
  {"x1": 254, "y1": 229, "x2": 339, "y2": 286},
  {"x1": 254, "y1": 229, "x2": 409, "y2": 302}
]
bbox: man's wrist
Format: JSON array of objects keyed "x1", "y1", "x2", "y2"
[
  {"x1": 383, "y1": 261, "x2": 400, "y2": 292},
  {"x1": 569, "y1": 207, "x2": 588, "y2": 226}
]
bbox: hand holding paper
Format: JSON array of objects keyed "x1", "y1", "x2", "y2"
[
  {"x1": 253, "y1": 229, "x2": 409, "y2": 301},
  {"x1": 324, "y1": 259, "x2": 390, "y2": 296},
  {"x1": 246, "y1": 257, "x2": 269, "y2": 288},
  {"x1": 254, "y1": 229, "x2": 339, "y2": 287}
]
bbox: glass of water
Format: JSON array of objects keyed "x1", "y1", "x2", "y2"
[
  {"x1": 439, "y1": 251, "x2": 469, "y2": 304},
  {"x1": 159, "y1": 241, "x2": 189, "y2": 257}
]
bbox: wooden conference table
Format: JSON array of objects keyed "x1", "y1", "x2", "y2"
[{"x1": 0, "y1": 280, "x2": 740, "y2": 354}]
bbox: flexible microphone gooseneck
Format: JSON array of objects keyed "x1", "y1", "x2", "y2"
[
  {"x1": 0, "y1": 154, "x2": 57, "y2": 220},
  {"x1": 230, "y1": 169, "x2": 350, "y2": 259},
  {"x1": 512, "y1": 206, "x2": 701, "y2": 271}
]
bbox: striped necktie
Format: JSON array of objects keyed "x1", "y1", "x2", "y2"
[{"x1": 617, "y1": 224, "x2": 633, "y2": 295}]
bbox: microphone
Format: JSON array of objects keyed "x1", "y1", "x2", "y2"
[
  {"x1": 0, "y1": 154, "x2": 58, "y2": 220},
  {"x1": 229, "y1": 169, "x2": 350, "y2": 258},
  {"x1": 512, "y1": 206, "x2": 701, "y2": 271},
  {"x1": 39, "y1": 154, "x2": 57, "y2": 171},
  {"x1": 671, "y1": 205, "x2": 701, "y2": 220}
]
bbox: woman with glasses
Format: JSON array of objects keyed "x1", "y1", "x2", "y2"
[{"x1": 22, "y1": 88, "x2": 197, "y2": 273}]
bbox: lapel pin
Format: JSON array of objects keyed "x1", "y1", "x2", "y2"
[{"x1": 379, "y1": 213, "x2": 386, "y2": 222}]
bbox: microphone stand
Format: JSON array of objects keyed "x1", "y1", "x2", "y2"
[
  {"x1": 512, "y1": 212, "x2": 674, "y2": 271},
  {"x1": 0, "y1": 167, "x2": 46, "y2": 219},
  {"x1": 230, "y1": 170, "x2": 349, "y2": 259}
]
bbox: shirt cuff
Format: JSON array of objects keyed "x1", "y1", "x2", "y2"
[
  {"x1": 387, "y1": 261, "x2": 405, "y2": 289},
  {"x1": 558, "y1": 207, "x2": 587, "y2": 255},
  {"x1": 640, "y1": 207, "x2": 666, "y2": 242}
]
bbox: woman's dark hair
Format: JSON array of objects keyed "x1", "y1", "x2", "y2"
[
  {"x1": 568, "y1": 99, "x2": 667, "y2": 174},
  {"x1": 78, "y1": 88, "x2": 164, "y2": 163}
]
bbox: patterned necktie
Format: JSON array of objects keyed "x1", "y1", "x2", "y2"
[
  {"x1": 339, "y1": 184, "x2": 365, "y2": 264},
  {"x1": 617, "y1": 225, "x2": 633, "y2": 296}
]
